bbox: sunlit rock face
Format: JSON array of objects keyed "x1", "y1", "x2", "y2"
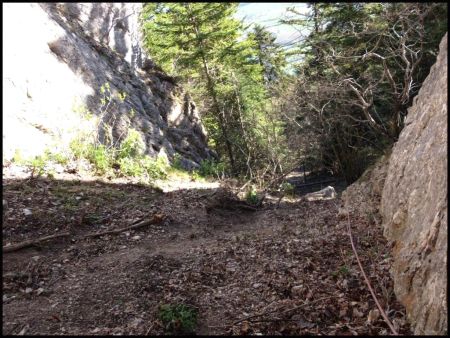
[
  {"x1": 381, "y1": 33, "x2": 447, "y2": 335},
  {"x1": 3, "y1": 3, "x2": 215, "y2": 168}
]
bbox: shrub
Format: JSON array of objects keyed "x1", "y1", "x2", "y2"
[
  {"x1": 158, "y1": 303, "x2": 197, "y2": 334},
  {"x1": 70, "y1": 137, "x2": 91, "y2": 160},
  {"x1": 118, "y1": 157, "x2": 144, "y2": 177},
  {"x1": 280, "y1": 182, "x2": 295, "y2": 197},
  {"x1": 245, "y1": 187, "x2": 260, "y2": 205},
  {"x1": 86, "y1": 144, "x2": 112, "y2": 175},
  {"x1": 171, "y1": 153, "x2": 184, "y2": 170},
  {"x1": 142, "y1": 155, "x2": 168, "y2": 180},
  {"x1": 198, "y1": 159, "x2": 226, "y2": 178},
  {"x1": 28, "y1": 154, "x2": 48, "y2": 177},
  {"x1": 118, "y1": 129, "x2": 145, "y2": 160}
]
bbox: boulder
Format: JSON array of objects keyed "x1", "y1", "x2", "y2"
[
  {"x1": 381, "y1": 33, "x2": 447, "y2": 335},
  {"x1": 304, "y1": 186, "x2": 336, "y2": 201}
]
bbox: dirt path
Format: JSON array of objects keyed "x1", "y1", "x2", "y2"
[{"x1": 2, "y1": 172, "x2": 411, "y2": 335}]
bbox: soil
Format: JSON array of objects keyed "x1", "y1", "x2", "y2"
[{"x1": 2, "y1": 166, "x2": 411, "y2": 335}]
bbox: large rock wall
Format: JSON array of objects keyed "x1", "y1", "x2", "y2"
[
  {"x1": 3, "y1": 3, "x2": 214, "y2": 169},
  {"x1": 381, "y1": 33, "x2": 447, "y2": 335}
]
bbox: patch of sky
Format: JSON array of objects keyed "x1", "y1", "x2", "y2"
[{"x1": 235, "y1": 3, "x2": 311, "y2": 71}]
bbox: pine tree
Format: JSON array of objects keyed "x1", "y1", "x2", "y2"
[
  {"x1": 142, "y1": 3, "x2": 246, "y2": 172},
  {"x1": 248, "y1": 25, "x2": 287, "y2": 91}
]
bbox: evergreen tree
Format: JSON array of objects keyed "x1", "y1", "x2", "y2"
[{"x1": 141, "y1": 3, "x2": 282, "y2": 177}]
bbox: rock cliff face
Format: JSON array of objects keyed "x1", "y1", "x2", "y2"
[
  {"x1": 3, "y1": 3, "x2": 214, "y2": 169},
  {"x1": 341, "y1": 33, "x2": 447, "y2": 335},
  {"x1": 381, "y1": 33, "x2": 447, "y2": 335}
]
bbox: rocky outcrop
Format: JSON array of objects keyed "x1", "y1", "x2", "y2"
[
  {"x1": 381, "y1": 33, "x2": 448, "y2": 335},
  {"x1": 341, "y1": 33, "x2": 447, "y2": 335},
  {"x1": 341, "y1": 152, "x2": 391, "y2": 225},
  {"x1": 3, "y1": 3, "x2": 215, "y2": 169}
]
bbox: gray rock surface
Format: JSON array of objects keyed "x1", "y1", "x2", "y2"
[
  {"x1": 381, "y1": 33, "x2": 447, "y2": 335},
  {"x1": 3, "y1": 3, "x2": 214, "y2": 168}
]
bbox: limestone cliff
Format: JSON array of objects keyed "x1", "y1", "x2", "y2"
[
  {"x1": 381, "y1": 33, "x2": 447, "y2": 335},
  {"x1": 3, "y1": 3, "x2": 215, "y2": 169},
  {"x1": 342, "y1": 33, "x2": 447, "y2": 335}
]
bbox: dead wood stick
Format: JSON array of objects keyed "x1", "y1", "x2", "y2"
[
  {"x1": 345, "y1": 212, "x2": 399, "y2": 335},
  {"x1": 83, "y1": 214, "x2": 164, "y2": 239},
  {"x1": 3, "y1": 232, "x2": 70, "y2": 253},
  {"x1": 233, "y1": 295, "x2": 335, "y2": 326}
]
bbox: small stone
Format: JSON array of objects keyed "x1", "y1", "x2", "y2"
[
  {"x1": 252, "y1": 283, "x2": 262, "y2": 288},
  {"x1": 131, "y1": 235, "x2": 141, "y2": 240},
  {"x1": 25, "y1": 287, "x2": 33, "y2": 294},
  {"x1": 367, "y1": 309, "x2": 380, "y2": 323},
  {"x1": 291, "y1": 285, "x2": 303, "y2": 296},
  {"x1": 36, "y1": 288, "x2": 45, "y2": 296},
  {"x1": 23, "y1": 208, "x2": 32, "y2": 216},
  {"x1": 31, "y1": 255, "x2": 41, "y2": 261},
  {"x1": 352, "y1": 307, "x2": 364, "y2": 318}
]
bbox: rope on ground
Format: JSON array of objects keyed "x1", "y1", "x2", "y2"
[{"x1": 345, "y1": 211, "x2": 399, "y2": 335}]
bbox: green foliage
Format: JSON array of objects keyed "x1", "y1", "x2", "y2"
[
  {"x1": 28, "y1": 154, "x2": 48, "y2": 177},
  {"x1": 12, "y1": 149, "x2": 26, "y2": 164},
  {"x1": 12, "y1": 148, "x2": 69, "y2": 178},
  {"x1": 118, "y1": 129, "x2": 145, "y2": 160},
  {"x1": 198, "y1": 159, "x2": 226, "y2": 178},
  {"x1": 45, "y1": 149, "x2": 69, "y2": 165},
  {"x1": 245, "y1": 186, "x2": 260, "y2": 205},
  {"x1": 283, "y1": 3, "x2": 447, "y2": 183},
  {"x1": 332, "y1": 264, "x2": 351, "y2": 278},
  {"x1": 142, "y1": 155, "x2": 168, "y2": 180},
  {"x1": 170, "y1": 153, "x2": 184, "y2": 171},
  {"x1": 158, "y1": 303, "x2": 198, "y2": 334},
  {"x1": 70, "y1": 136, "x2": 92, "y2": 160},
  {"x1": 86, "y1": 144, "x2": 113, "y2": 175},
  {"x1": 141, "y1": 3, "x2": 290, "y2": 180},
  {"x1": 118, "y1": 156, "x2": 144, "y2": 177},
  {"x1": 190, "y1": 171, "x2": 202, "y2": 182},
  {"x1": 280, "y1": 182, "x2": 295, "y2": 197}
]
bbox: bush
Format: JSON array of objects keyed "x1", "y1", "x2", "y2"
[
  {"x1": 245, "y1": 187, "x2": 260, "y2": 205},
  {"x1": 86, "y1": 144, "x2": 113, "y2": 175},
  {"x1": 28, "y1": 154, "x2": 48, "y2": 177},
  {"x1": 142, "y1": 155, "x2": 168, "y2": 180},
  {"x1": 280, "y1": 182, "x2": 295, "y2": 197},
  {"x1": 171, "y1": 153, "x2": 184, "y2": 170},
  {"x1": 118, "y1": 129, "x2": 145, "y2": 160},
  {"x1": 198, "y1": 159, "x2": 226, "y2": 178},
  {"x1": 118, "y1": 157, "x2": 144, "y2": 177},
  {"x1": 158, "y1": 303, "x2": 197, "y2": 334}
]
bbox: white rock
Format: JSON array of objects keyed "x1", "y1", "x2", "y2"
[
  {"x1": 23, "y1": 208, "x2": 32, "y2": 216},
  {"x1": 131, "y1": 235, "x2": 141, "y2": 240}
]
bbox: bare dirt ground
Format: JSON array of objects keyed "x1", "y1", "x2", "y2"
[{"x1": 2, "y1": 167, "x2": 411, "y2": 335}]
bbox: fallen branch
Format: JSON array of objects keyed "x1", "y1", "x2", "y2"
[
  {"x1": 3, "y1": 232, "x2": 70, "y2": 253},
  {"x1": 345, "y1": 211, "x2": 399, "y2": 335},
  {"x1": 83, "y1": 213, "x2": 165, "y2": 239},
  {"x1": 233, "y1": 295, "x2": 335, "y2": 326}
]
